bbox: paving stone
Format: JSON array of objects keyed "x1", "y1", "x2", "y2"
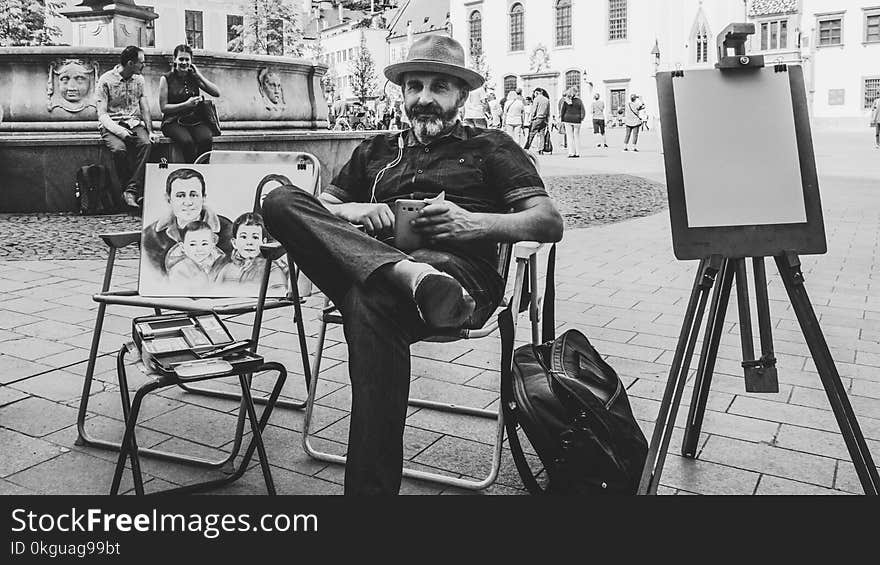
[
  {"x1": 0, "y1": 479, "x2": 37, "y2": 495},
  {"x1": 9, "y1": 369, "x2": 94, "y2": 403},
  {"x1": 1, "y1": 297, "x2": 56, "y2": 315},
  {"x1": 773, "y1": 424, "x2": 880, "y2": 462},
  {"x1": 139, "y1": 404, "x2": 243, "y2": 449},
  {"x1": 657, "y1": 453, "x2": 761, "y2": 495},
  {"x1": 834, "y1": 460, "x2": 880, "y2": 494},
  {"x1": 409, "y1": 377, "x2": 498, "y2": 411},
  {"x1": 43, "y1": 418, "x2": 171, "y2": 463},
  {"x1": 5, "y1": 450, "x2": 138, "y2": 495},
  {"x1": 699, "y1": 435, "x2": 837, "y2": 487},
  {"x1": 405, "y1": 409, "x2": 497, "y2": 445},
  {"x1": 0, "y1": 336, "x2": 74, "y2": 362},
  {"x1": 78, "y1": 388, "x2": 184, "y2": 422},
  {"x1": 0, "y1": 385, "x2": 28, "y2": 407},
  {"x1": 235, "y1": 425, "x2": 329, "y2": 476},
  {"x1": 0, "y1": 396, "x2": 80, "y2": 437},
  {"x1": 314, "y1": 415, "x2": 442, "y2": 461},
  {"x1": 413, "y1": 435, "x2": 540, "y2": 490},
  {"x1": 0, "y1": 428, "x2": 66, "y2": 477},
  {"x1": 755, "y1": 475, "x2": 849, "y2": 495}
]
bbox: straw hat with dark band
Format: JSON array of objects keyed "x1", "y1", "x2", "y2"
[{"x1": 384, "y1": 35, "x2": 485, "y2": 90}]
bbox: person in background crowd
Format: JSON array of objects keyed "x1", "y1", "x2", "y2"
[
  {"x1": 623, "y1": 93, "x2": 645, "y2": 152},
  {"x1": 639, "y1": 101, "x2": 650, "y2": 132},
  {"x1": 521, "y1": 95, "x2": 534, "y2": 146},
  {"x1": 463, "y1": 84, "x2": 488, "y2": 128},
  {"x1": 159, "y1": 44, "x2": 222, "y2": 164},
  {"x1": 502, "y1": 89, "x2": 524, "y2": 144},
  {"x1": 95, "y1": 45, "x2": 154, "y2": 210},
  {"x1": 487, "y1": 91, "x2": 503, "y2": 128},
  {"x1": 560, "y1": 87, "x2": 585, "y2": 158},
  {"x1": 592, "y1": 92, "x2": 608, "y2": 148},
  {"x1": 871, "y1": 97, "x2": 880, "y2": 149},
  {"x1": 376, "y1": 95, "x2": 389, "y2": 129},
  {"x1": 524, "y1": 87, "x2": 550, "y2": 153}
]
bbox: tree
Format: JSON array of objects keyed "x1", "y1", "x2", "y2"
[
  {"x1": 0, "y1": 0, "x2": 63, "y2": 47},
  {"x1": 228, "y1": 0, "x2": 304, "y2": 58},
  {"x1": 349, "y1": 32, "x2": 377, "y2": 104},
  {"x1": 469, "y1": 50, "x2": 491, "y2": 91}
]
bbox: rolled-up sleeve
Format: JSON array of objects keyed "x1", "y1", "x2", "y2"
[{"x1": 485, "y1": 135, "x2": 548, "y2": 206}]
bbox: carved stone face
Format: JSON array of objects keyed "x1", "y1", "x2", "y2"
[
  {"x1": 57, "y1": 61, "x2": 91, "y2": 102},
  {"x1": 260, "y1": 70, "x2": 284, "y2": 107}
]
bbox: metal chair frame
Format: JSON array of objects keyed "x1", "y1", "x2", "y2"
[
  {"x1": 302, "y1": 240, "x2": 549, "y2": 490},
  {"x1": 75, "y1": 151, "x2": 320, "y2": 473}
]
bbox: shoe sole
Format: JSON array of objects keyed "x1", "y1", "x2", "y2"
[{"x1": 414, "y1": 274, "x2": 475, "y2": 329}]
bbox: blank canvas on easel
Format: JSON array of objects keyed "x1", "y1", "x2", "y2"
[{"x1": 657, "y1": 65, "x2": 826, "y2": 260}]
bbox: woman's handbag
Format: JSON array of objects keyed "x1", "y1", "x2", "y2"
[
  {"x1": 177, "y1": 100, "x2": 222, "y2": 136},
  {"x1": 198, "y1": 99, "x2": 222, "y2": 136}
]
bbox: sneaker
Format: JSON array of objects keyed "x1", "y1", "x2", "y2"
[
  {"x1": 623, "y1": 147, "x2": 629, "y2": 152},
  {"x1": 604, "y1": 144, "x2": 609, "y2": 148},
  {"x1": 633, "y1": 148, "x2": 639, "y2": 152}
]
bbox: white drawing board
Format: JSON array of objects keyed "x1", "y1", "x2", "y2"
[
  {"x1": 139, "y1": 163, "x2": 312, "y2": 298},
  {"x1": 673, "y1": 69, "x2": 806, "y2": 227},
  {"x1": 657, "y1": 64, "x2": 825, "y2": 260}
]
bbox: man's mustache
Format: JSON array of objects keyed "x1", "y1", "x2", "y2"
[{"x1": 409, "y1": 104, "x2": 443, "y2": 118}]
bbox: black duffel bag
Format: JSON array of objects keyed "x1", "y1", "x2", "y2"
[{"x1": 499, "y1": 246, "x2": 648, "y2": 494}]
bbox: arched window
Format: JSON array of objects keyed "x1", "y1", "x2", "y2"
[
  {"x1": 503, "y1": 75, "x2": 518, "y2": 98},
  {"x1": 556, "y1": 0, "x2": 572, "y2": 47},
  {"x1": 469, "y1": 10, "x2": 482, "y2": 57},
  {"x1": 565, "y1": 70, "x2": 581, "y2": 94},
  {"x1": 509, "y1": 3, "x2": 524, "y2": 52}
]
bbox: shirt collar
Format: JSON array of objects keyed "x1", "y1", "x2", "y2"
[{"x1": 403, "y1": 120, "x2": 467, "y2": 148}]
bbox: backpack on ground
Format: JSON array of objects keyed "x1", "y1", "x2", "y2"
[
  {"x1": 75, "y1": 164, "x2": 117, "y2": 215},
  {"x1": 499, "y1": 245, "x2": 648, "y2": 494}
]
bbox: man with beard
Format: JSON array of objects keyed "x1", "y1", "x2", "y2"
[{"x1": 261, "y1": 35, "x2": 563, "y2": 495}]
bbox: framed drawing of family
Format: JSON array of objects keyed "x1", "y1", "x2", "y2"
[{"x1": 139, "y1": 163, "x2": 310, "y2": 298}]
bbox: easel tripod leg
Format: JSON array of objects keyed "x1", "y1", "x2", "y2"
[
  {"x1": 682, "y1": 258, "x2": 735, "y2": 457},
  {"x1": 638, "y1": 257, "x2": 720, "y2": 494},
  {"x1": 774, "y1": 254, "x2": 880, "y2": 495}
]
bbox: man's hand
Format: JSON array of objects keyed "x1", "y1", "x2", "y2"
[
  {"x1": 412, "y1": 200, "x2": 489, "y2": 243},
  {"x1": 335, "y1": 202, "x2": 395, "y2": 235}
]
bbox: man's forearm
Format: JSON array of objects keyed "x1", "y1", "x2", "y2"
[
  {"x1": 473, "y1": 199, "x2": 563, "y2": 243},
  {"x1": 99, "y1": 113, "x2": 128, "y2": 138}
]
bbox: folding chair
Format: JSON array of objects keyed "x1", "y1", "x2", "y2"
[
  {"x1": 301, "y1": 220, "x2": 553, "y2": 490},
  {"x1": 75, "y1": 150, "x2": 320, "y2": 473}
]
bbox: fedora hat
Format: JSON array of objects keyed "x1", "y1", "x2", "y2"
[{"x1": 384, "y1": 35, "x2": 485, "y2": 90}]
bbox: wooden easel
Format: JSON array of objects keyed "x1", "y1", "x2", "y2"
[
  {"x1": 641, "y1": 23, "x2": 879, "y2": 495},
  {"x1": 637, "y1": 254, "x2": 880, "y2": 495}
]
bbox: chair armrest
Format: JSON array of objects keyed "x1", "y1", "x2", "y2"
[
  {"x1": 513, "y1": 241, "x2": 548, "y2": 260},
  {"x1": 99, "y1": 231, "x2": 140, "y2": 249}
]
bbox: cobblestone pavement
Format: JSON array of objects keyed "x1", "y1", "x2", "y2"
[
  {"x1": 1, "y1": 128, "x2": 879, "y2": 496},
  {"x1": 0, "y1": 175, "x2": 665, "y2": 260}
]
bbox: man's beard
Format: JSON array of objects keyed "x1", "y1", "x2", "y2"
[{"x1": 406, "y1": 102, "x2": 460, "y2": 141}]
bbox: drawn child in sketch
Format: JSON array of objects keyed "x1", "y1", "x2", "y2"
[
  {"x1": 214, "y1": 212, "x2": 289, "y2": 294},
  {"x1": 164, "y1": 220, "x2": 227, "y2": 287}
]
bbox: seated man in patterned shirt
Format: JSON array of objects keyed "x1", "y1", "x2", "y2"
[
  {"x1": 95, "y1": 45, "x2": 155, "y2": 210},
  {"x1": 263, "y1": 35, "x2": 564, "y2": 495}
]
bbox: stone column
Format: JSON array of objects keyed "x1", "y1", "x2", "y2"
[{"x1": 61, "y1": 0, "x2": 158, "y2": 48}]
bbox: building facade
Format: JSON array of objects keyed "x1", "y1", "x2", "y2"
[
  {"x1": 450, "y1": 0, "x2": 878, "y2": 127},
  {"x1": 55, "y1": 0, "x2": 311, "y2": 52}
]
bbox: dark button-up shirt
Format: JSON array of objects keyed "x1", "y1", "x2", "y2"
[{"x1": 327, "y1": 121, "x2": 548, "y2": 299}]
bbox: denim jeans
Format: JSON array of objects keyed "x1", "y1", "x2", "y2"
[
  {"x1": 262, "y1": 189, "x2": 501, "y2": 494},
  {"x1": 100, "y1": 125, "x2": 151, "y2": 197},
  {"x1": 624, "y1": 125, "x2": 640, "y2": 146}
]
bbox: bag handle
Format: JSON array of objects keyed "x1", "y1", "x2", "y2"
[{"x1": 499, "y1": 304, "x2": 548, "y2": 495}]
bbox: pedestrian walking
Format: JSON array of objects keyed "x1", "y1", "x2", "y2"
[
  {"x1": 502, "y1": 89, "x2": 524, "y2": 143},
  {"x1": 521, "y1": 95, "x2": 534, "y2": 145},
  {"x1": 871, "y1": 97, "x2": 880, "y2": 149},
  {"x1": 560, "y1": 87, "x2": 585, "y2": 158},
  {"x1": 591, "y1": 92, "x2": 608, "y2": 148},
  {"x1": 623, "y1": 93, "x2": 645, "y2": 152},
  {"x1": 639, "y1": 102, "x2": 650, "y2": 132},
  {"x1": 487, "y1": 91, "x2": 503, "y2": 128}
]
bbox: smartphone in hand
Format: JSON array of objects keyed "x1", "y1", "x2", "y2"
[{"x1": 393, "y1": 191, "x2": 445, "y2": 252}]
